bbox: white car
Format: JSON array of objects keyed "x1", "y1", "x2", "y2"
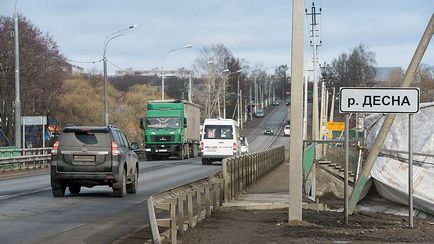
[
  {"x1": 283, "y1": 125, "x2": 291, "y2": 137},
  {"x1": 200, "y1": 118, "x2": 240, "y2": 165},
  {"x1": 240, "y1": 136, "x2": 249, "y2": 154}
]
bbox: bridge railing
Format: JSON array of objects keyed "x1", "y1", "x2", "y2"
[
  {"x1": 0, "y1": 147, "x2": 52, "y2": 172},
  {"x1": 222, "y1": 146, "x2": 286, "y2": 202},
  {"x1": 147, "y1": 146, "x2": 286, "y2": 244}
]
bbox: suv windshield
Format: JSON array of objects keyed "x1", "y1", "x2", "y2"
[
  {"x1": 204, "y1": 125, "x2": 233, "y2": 139},
  {"x1": 146, "y1": 118, "x2": 180, "y2": 129}
]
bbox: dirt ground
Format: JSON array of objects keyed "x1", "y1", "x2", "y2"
[{"x1": 179, "y1": 207, "x2": 434, "y2": 244}]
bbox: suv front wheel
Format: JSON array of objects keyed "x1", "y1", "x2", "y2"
[{"x1": 113, "y1": 169, "x2": 127, "y2": 198}]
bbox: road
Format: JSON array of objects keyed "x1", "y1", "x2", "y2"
[{"x1": 0, "y1": 104, "x2": 289, "y2": 243}]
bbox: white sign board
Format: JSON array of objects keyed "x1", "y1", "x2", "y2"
[
  {"x1": 22, "y1": 116, "x2": 47, "y2": 126},
  {"x1": 339, "y1": 87, "x2": 420, "y2": 113}
]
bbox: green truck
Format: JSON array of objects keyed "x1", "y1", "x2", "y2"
[{"x1": 140, "y1": 100, "x2": 201, "y2": 160}]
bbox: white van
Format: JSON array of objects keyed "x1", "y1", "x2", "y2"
[{"x1": 200, "y1": 118, "x2": 240, "y2": 165}]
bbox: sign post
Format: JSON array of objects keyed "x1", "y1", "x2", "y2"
[{"x1": 339, "y1": 87, "x2": 419, "y2": 227}]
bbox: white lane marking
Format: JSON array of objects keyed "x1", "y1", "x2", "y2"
[
  {"x1": 0, "y1": 187, "x2": 51, "y2": 201},
  {"x1": 61, "y1": 223, "x2": 85, "y2": 232}
]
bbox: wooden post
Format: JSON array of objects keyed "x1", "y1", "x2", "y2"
[
  {"x1": 170, "y1": 201, "x2": 177, "y2": 244},
  {"x1": 205, "y1": 186, "x2": 211, "y2": 217},
  {"x1": 178, "y1": 195, "x2": 185, "y2": 235},
  {"x1": 187, "y1": 193, "x2": 194, "y2": 228}
]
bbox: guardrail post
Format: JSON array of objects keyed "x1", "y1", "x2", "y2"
[
  {"x1": 196, "y1": 187, "x2": 203, "y2": 220},
  {"x1": 177, "y1": 195, "x2": 185, "y2": 235},
  {"x1": 205, "y1": 185, "x2": 211, "y2": 217},
  {"x1": 222, "y1": 159, "x2": 229, "y2": 203},
  {"x1": 187, "y1": 192, "x2": 194, "y2": 228},
  {"x1": 213, "y1": 183, "x2": 218, "y2": 210},
  {"x1": 170, "y1": 200, "x2": 177, "y2": 244}
]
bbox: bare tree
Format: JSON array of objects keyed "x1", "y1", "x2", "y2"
[
  {"x1": 0, "y1": 14, "x2": 69, "y2": 145},
  {"x1": 330, "y1": 44, "x2": 376, "y2": 90}
]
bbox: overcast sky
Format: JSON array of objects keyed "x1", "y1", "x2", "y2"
[{"x1": 1, "y1": 0, "x2": 433, "y2": 75}]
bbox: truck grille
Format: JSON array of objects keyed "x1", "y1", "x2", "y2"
[{"x1": 150, "y1": 135, "x2": 174, "y2": 142}]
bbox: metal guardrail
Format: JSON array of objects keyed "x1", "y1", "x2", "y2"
[
  {"x1": 222, "y1": 146, "x2": 285, "y2": 202},
  {"x1": 0, "y1": 147, "x2": 52, "y2": 172},
  {"x1": 147, "y1": 146, "x2": 286, "y2": 244}
]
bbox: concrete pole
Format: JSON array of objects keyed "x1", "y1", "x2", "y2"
[
  {"x1": 288, "y1": 0, "x2": 304, "y2": 221},
  {"x1": 349, "y1": 13, "x2": 433, "y2": 214},
  {"x1": 312, "y1": 23, "x2": 319, "y2": 144},
  {"x1": 223, "y1": 75, "x2": 226, "y2": 119},
  {"x1": 103, "y1": 56, "x2": 109, "y2": 125},
  {"x1": 240, "y1": 89, "x2": 243, "y2": 129},
  {"x1": 254, "y1": 76, "x2": 258, "y2": 113},
  {"x1": 14, "y1": 0, "x2": 22, "y2": 148},
  {"x1": 188, "y1": 74, "x2": 192, "y2": 102},
  {"x1": 237, "y1": 74, "x2": 241, "y2": 127},
  {"x1": 303, "y1": 75, "x2": 308, "y2": 140},
  {"x1": 250, "y1": 86, "x2": 253, "y2": 121},
  {"x1": 329, "y1": 88, "x2": 335, "y2": 122}
]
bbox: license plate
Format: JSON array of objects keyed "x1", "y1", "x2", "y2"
[
  {"x1": 73, "y1": 155, "x2": 95, "y2": 162},
  {"x1": 158, "y1": 149, "x2": 168, "y2": 152},
  {"x1": 206, "y1": 147, "x2": 217, "y2": 152}
]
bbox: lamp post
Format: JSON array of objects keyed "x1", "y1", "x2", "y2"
[
  {"x1": 222, "y1": 69, "x2": 241, "y2": 119},
  {"x1": 161, "y1": 44, "x2": 193, "y2": 100},
  {"x1": 237, "y1": 72, "x2": 242, "y2": 127},
  {"x1": 207, "y1": 60, "x2": 214, "y2": 118},
  {"x1": 14, "y1": 0, "x2": 21, "y2": 147},
  {"x1": 103, "y1": 25, "x2": 138, "y2": 126}
]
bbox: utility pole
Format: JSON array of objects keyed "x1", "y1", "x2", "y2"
[
  {"x1": 254, "y1": 75, "x2": 258, "y2": 113},
  {"x1": 288, "y1": 0, "x2": 304, "y2": 221},
  {"x1": 188, "y1": 73, "x2": 192, "y2": 102},
  {"x1": 329, "y1": 87, "x2": 335, "y2": 122},
  {"x1": 250, "y1": 86, "x2": 253, "y2": 121},
  {"x1": 306, "y1": 2, "x2": 321, "y2": 144},
  {"x1": 14, "y1": 0, "x2": 21, "y2": 148}
]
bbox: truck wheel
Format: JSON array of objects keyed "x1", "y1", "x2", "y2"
[
  {"x1": 178, "y1": 148, "x2": 185, "y2": 160},
  {"x1": 69, "y1": 185, "x2": 81, "y2": 194},
  {"x1": 201, "y1": 158, "x2": 211, "y2": 165},
  {"x1": 127, "y1": 167, "x2": 138, "y2": 194},
  {"x1": 113, "y1": 169, "x2": 127, "y2": 198}
]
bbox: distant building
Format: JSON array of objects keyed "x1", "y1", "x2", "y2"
[
  {"x1": 374, "y1": 67, "x2": 402, "y2": 85},
  {"x1": 70, "y1": 65, "x2": 84, "y2": 75},
  {"x1": 115, "y1": 67, "x2": 192, "y2": 78}
]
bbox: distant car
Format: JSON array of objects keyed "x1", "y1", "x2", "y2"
[
  {"x1": 240, "y1": 136, "x2": 249, "y2": 154},
  {"x1": 272, "y1": 101, "x2": 279, "y2": 106},
  {"x1": 286, "y1": 100, "x2": 290, "y2": 106},
  {"x1": 264, "y1": 127, "x2": 274, "y2": 135},
  {"x1": 255, "y1": 110, "x2": 264, "y2": 118},
  {"x1": 283, "y1": 125, "x2": 291, "y2": 137}
]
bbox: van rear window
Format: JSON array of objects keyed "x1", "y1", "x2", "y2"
[{"x1": 204, "y1": 125, "x2": 233, "y2": 139}]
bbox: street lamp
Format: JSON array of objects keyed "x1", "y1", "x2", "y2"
[
  {"x1": 14, "y1": 0, "x2": 21, "y2": 147},
  {"x1": 222, "y1": 69, "x2": 241, "y2": 119},
  {"x1": 102, "y1": 24, "x2": 138, "y2": 126},
  {"x1": 207, "y1": 60, "x2": 214, "y2": 118},
  {"x1": 161, "y1": 44, "x2": 193, "y2": 100}
]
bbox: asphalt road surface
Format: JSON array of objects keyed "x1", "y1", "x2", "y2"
[{"x1": 0, "y1": 104, "x2": 289, "y2": 243}]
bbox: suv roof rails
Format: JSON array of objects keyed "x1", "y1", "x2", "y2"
[
  {"x1": 64, "y1": 124, "x2": 75, "y2": 127},
  {"x1": 108, "y1": 125, "x2": 118, "y2": 129}
]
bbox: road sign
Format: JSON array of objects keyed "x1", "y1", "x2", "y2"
[
  {"x1": 326, "y1": 121, "x2": 345, "y2": 131},
  {"x1": 339, "y1": 87, "x2": 420, "y2": 113},
  {"x1": 21, "y1": 116, "x2": 47, "y2": 126}
]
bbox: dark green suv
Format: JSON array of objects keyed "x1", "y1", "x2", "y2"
[{"x1": 50, "y1": 125, "x2": 139, "y2": 198}]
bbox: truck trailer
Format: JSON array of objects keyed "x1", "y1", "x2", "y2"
[{"x1": 140, "y1": 100, "x2": 201, "y2": 160}]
